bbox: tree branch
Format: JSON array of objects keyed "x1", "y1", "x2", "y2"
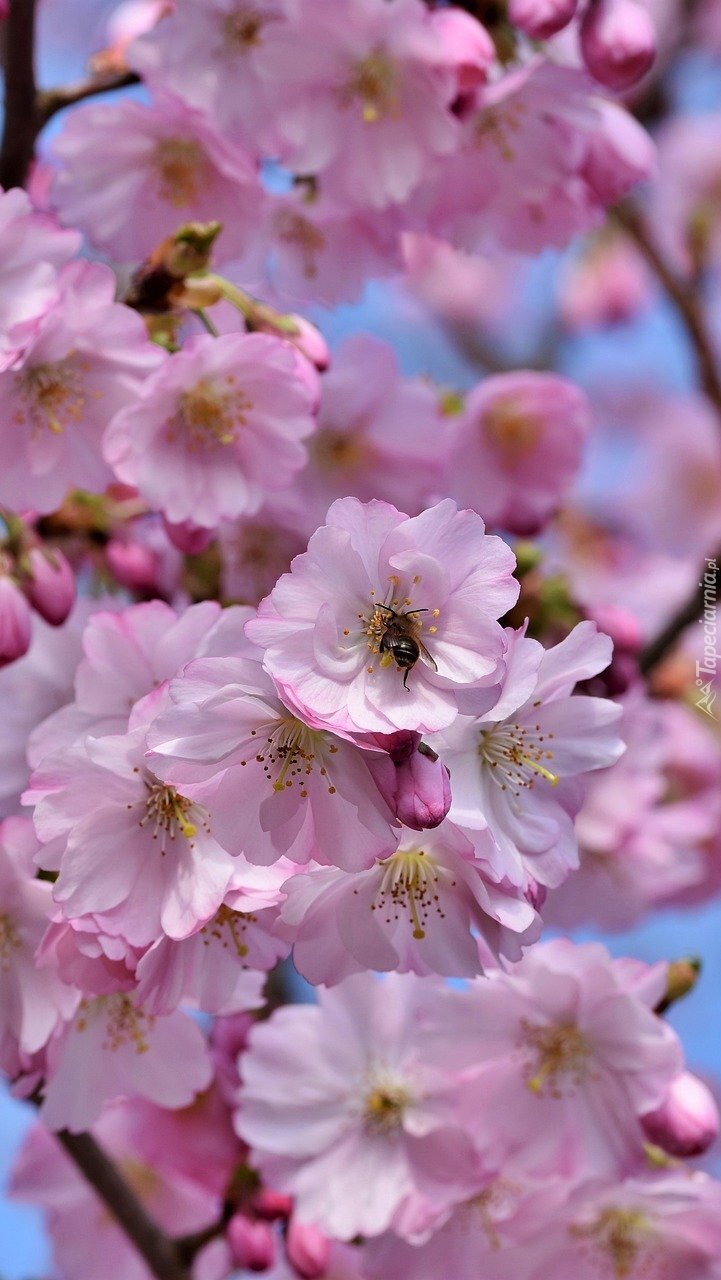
[
  {"x1": 611, "y1": 203, "x2": 721, "y2": 675},
  {"x1": 0, "y1": 0, "x2": 39, "y2": 189},
  {"x1": 638, "y1": 549, "x2": 720, "y2": 676},
  {"x1": 37, "y1": 69, "x2": 140, "y2": 126},
  {"x1": 55, "y1": 1129, "x2": 194, "y2": 1280},
  {"x1": 613, "y1": 201, "x2": 721, "y2": 410}
]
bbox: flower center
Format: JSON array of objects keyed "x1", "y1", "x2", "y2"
[
  {"x1": 374, "y1": 848, "x2": 449, "y2": 940},
  {"x1": 363, "y1": 1073, "x2": 413, "y2": 1133},
  {"x1": 15, "y1": 358, "x2": 87, "y2": 436},
  {"x1": 359, "y1": 575, "x2": 440, "y2": 680},
  {"x1": 75, "y1": 994, "x2": 154, "y2": 1054},
  {"x1": 243, "y1": 716, "x2": 336, "y2": 798},
  {"x1": 570, "y1": 1207, "x2": 653, "y2": 1280},
  {"x1": 482, "y1": 402, "x2": 541, "y2": 469},
  {"x1": 478, "y1": 719, "x2": 558, "y2": 796},
  {"x1": 153, "y1": 138, "x2": 207, "y2": 207},
  {"x1": 312, "y1": 427, "x2": 370, "y2": 472},
  {"x1": 344, "y1": 50, "x2": 400, "y2": 123},
  {"x1": 274, "y1": 210, "x2": 326, "y2": 279},
  {"x1": 474, "y1": 101, "x2": 525, "y2": 162},
  {"x1": 0, "y1": 912, "x2": 21, "y2": 971},
  {"x1": 223, "y1": 7, "x2": 266, "y2": 50},
  {"x1": 202, "y1": 904, "x2": 256, "y2": 959},
  {"x1": 165, "y1": 377, "x2": 253, "y2": 453},
  {"x1": 139, "y1": 777, "x2": 209, "y2": 852},
  {"x1": 521, "y1": 1019, "x2": 591, "y2": 1097}
]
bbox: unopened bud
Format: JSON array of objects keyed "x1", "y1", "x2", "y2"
[
  {"x1": 24, "y1": 546, "x2": 75, "y2": 626},
  {"x1": 106, "y1": 538, "x2": 162, "y2": 593},
  {"x1": 227, "y1": 1215, "x2": 275, "y2": 1273},
  {"x1": 0, "y1": 574, "x2": 32, "y2": 667},
  {"x1": 252, "y1": 1189, "x2": 294, "y2": 1221},
  {"x1": 163, "y1": 518, "x2": 214, "y2": 556},
  {"x1": 642, "y1": 1072, "x2": 719, "y2": 1157},
  {"x1": 656, "y1": 957, "x2": 701, "y2": 1014},
  {"x1": 508, "y1": 0, "x2": 578, "y2": 40},
  {"x1": 394, "y1": 742, "x2": 452, "y2": 831},
  {"x1": 580, "y1": 0, "x2": 656, "y2": 91},
  {"x1": 285, "y1": 1220, "x2": 331, "y2": 1280},
  {"x1": 430, "y1": 8, "x2": 495, "y2": 91}
]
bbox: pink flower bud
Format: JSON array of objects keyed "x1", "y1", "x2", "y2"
[
  {"x1": 394, "y1": 742, "x2": 452, "y2": 831},
  {"x1": 284, "y1": 316, "x2": 330, "y2": 372},
  {"x1": 642, "y1": 1072, "x2": 719, "y2": 1157},
  {"x1": 589, "y1": 605, "x2": 643, "y2": 655},
  {"x1": 285, "y1": 1220, "x2": 331, "y2": 1280},
  {"x1": 581, "y1": 0, "x2": 656, "y2": 91},
  {"x1": 0, "y1": 575, "x2": 32, "y2": 667},
  {"x1": 106, "y1": 538, "x2": 162, "y2": 593},
  {"x1": 508, "y1": 0, "x2": 578, "y2": 40},
  {"x1": 24, "y1": 547, "x2": 76, "y2": 626},
  {"x1": 163, "y1": 518, "x2": 214, "y2": 556},
  {"x1": 252, "y1": 1189, "x2": 294, "y2": 1221},
  {"x1": 227, "y1": 1215, "x2": 275, "y2": 1273},
  {"x1": 430, "y1": 8, "x2": 495, "y2": 91}
]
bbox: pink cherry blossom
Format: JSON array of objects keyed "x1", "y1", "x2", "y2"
[
  {"x1": 546, "y1": 691, "x2": 721, "y2": 929},
  {"x1": 0, "y1": 259, "x2": 164, "y2": 514},
  {"x1": 29, "y1": 599, "x2": 226, "y2": 764},
  {"x1": 415, "y1": 59, "x2": 655, "y2": 255},
  {"x1": 0, "y1": 817, "x2": 79, "y2": 1073},
  {"x1": 430, "y1": 940, "x2": 682, "y2": 1179},
  {"x1": 443, "y1": 372, "x2": 591, "y2": 535},
  {"x1": 146, "y1": 649, "x2": 402, "y2": 868},
  {"x1": 240, "y1": 189, "x2": 403, "y2": 307},
  {"x1": 253, "y1": 0, "x2": 462, "y2": 208},
  {"x1": 246, "y1": 496, "x2": 519, "y2": 736},
  {"x1": 134, "y1": 859, "x2": 291, "y2": 1013},
  {"x1": 49, "y1": 93, "x2": 264, "y2": 262},
  {"x1": 27, "y1": 725, "x2": 236, "y2": 948},
  {"x1": 219, "y1": 508, "x2": 307, "y2": 608},
  {"x1": 0, "y1": 186, "x2": 80, "y2": 373},
  {"x1": 524, "y1": 1172, "x2": 721, "y2": 1280},
  {"x1": 295, "y1": 335, "x2": 447, "y2": 530},
  {"x1": 41, "y1": 991, "x2": 212, "y2": 1131},
  {"x1": 279, "y1": 819, "x2": 540, "y2": 984},
  {"x1": 129, "y1": 0, "x2": 291, "y2": 151},
  {"x1": 432, "y1": 621, "x2": 624, "y2": 892},
  {"x1": 236, "y1": 972, "x2": 481, "y2": 1240},
  {"x1": 103, "y1": 332, "x2": 318, "y2": 530}
]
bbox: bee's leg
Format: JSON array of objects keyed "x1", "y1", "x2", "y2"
[{"x1": 403, "y1": 668, "x2": 410, "y2": 690}]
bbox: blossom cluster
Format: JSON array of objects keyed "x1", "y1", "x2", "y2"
[{"x1": 2, "y1": 0, "x2": 721, "y2": 1279}]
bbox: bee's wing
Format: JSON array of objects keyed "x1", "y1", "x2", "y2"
[{"x1": 418, "y1": 640, "x2": 438, "y2": 673}]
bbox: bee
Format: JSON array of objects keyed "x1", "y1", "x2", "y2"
[{"x1": 377, "y1": 605, "x2": 438, "y2": 689}]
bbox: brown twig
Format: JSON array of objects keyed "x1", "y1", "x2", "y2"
[
  {"x1": 55, "y1": 1129, "x2": 193, "y2": 1280},
  {"x1": 638, "y1": 549, "x2": 720, "y2": 676},
  {"x1": 0, "y1": 0, "x2": 40, "y2": 189},
  {"x1": 612, "y1": 202, "x2": 721, "y2": 674},
  {"x1": 37, "y1": 69, "x2": 140, "y2": 126},
  {"x1": 614, "y1": 201, "x2": 721, "y2": 409}
]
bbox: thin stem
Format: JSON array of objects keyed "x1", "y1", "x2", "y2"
[
  {"x1": 612, "y1": 202, "x2": 721, "y2": 674},
  {"x1": 55, "y1": 1129, "x2": 193, "y2": 1280},
  {"x1": 0, "y1": 0, "x2": 39, "y2": 189},
  {"x1": 193, "y1": 308, "x2": 220, "y2": 338},
  {"x1": 638, "y1": 549, "x2": 720, "y2": 676},
  {"x1": 37, "y1": 69, "x2": 140, "y2": 125},
  {"x1": 614, "y1": 201, "x2": 721, "y2": 410}
]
